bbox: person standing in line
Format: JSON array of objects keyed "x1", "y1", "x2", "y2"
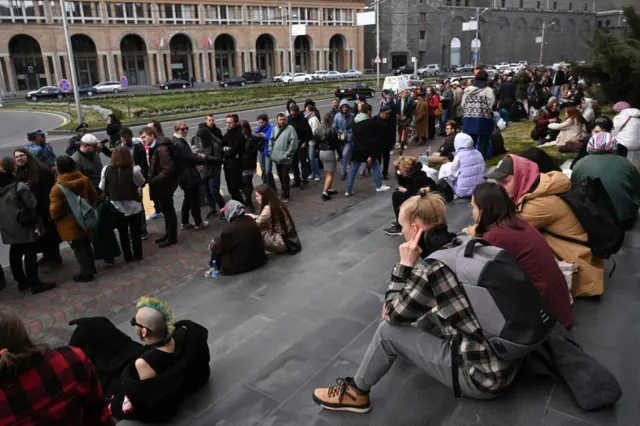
[
  {"x1": 172, "y1": 122, "x2": 208, "y2": 230},
  {"x1": 306, "y1": 103, "x2": 322, "y2": 182},
  {"x1": 334, "y1": 99, "x2": 355, "y2": 181},
  {"x1": 141, "y1": 127, "x2": 179, "y2": 248},
  {"x1": 396, "y1": 89, "x2": 413, "y2": 151},
  {"x1": 120, "y1": 127, "x2": 150, "y2": 240},
  {"x1": 99, "y1": 146, "x2": 146, "y2": 262},
  {"x1": 240, "y1": 120, "x2": 258, "y2": 212},
  {"x1": 25, "y1": 129, "x2": 57, "y2": 174},
  {"x1": 287, "y1": 105, "x2": 313, "y2": 190},
  {"x1": 222, "y1": 114, "x2": 246, "y2": 203},
  {"x1": 452, "y1": 80, "x2": 464, "y2": 129},
  {"x1": 315, "y1": 112, "x2": 341, "y2": 200},
  {"x1": 345, "y1": 104, "x2": 390, "y2": 197},
  {"x1": 106, "y1": 114, "x2": 122, "y2": 148},
  {"x1": 71, "y1": 134, "x2": 108, "y2": 191},
  {"x1": 196, "y1": 115, "x2": 226, "y2": 218},
  {"x1": 412, "y1": 92, "x2": 428, "y2": 146},
  {"x1": 255, "y1": 114, "x2": 276, "y2": 190},
  {"x1": 462, "y1": 70, "x2": 496, "y2": 158},
  {"x1": 49, "y1": 155, "x2": 98, "y2": 282},
  {"x1": 427, "y1": 87, "x2": 440, "y2": 140},
  {"x1": 269, "y1": 113, "x2": 299, "y2": 202},
  {"x1": 0, "y1": 157, "x2": 56, "y2": 293},
  {"x1": 372, "y1": 105, "x2": 394, "y2": 180}
]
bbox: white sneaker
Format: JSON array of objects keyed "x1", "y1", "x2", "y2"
[
  {"x1": 376, "y1": 185, "x2": 391, "y2": 192},
  {"x1": 345, "y1": 192, "x2": 354, "y2": 197},
  {"x1": 195, "y1": 221, "x2": 209, "y2": 230}
]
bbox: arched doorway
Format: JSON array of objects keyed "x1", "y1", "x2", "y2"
[
  {"x1": 328, "y1": 35, "x2": 345, "y2": 71},
  {"x1": 215, "y1": 34, "x2": 235, "y2": 80},
  {"x1": 169, "y1": 34, "x2": 193, "y2": 80},
  {"x1": 294, "y1": 36, "x2": 311, "y2": 72},
  {"x1": 120, "y1": 34, "x2": 148, "y2": 85},
  {"x1": 255, "y1": 34, "x2": 275, "y2": 78},
  {"x1": 71, "y1": 34, "x2": 99, "y2": 86},
  {"x1": 8, "y1": 35, "x2": 45, "y2": 91},
  {"x1": 450, "y1": 37, "x2": 461, "y2": 66}
]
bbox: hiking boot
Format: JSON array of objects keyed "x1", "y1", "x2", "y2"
[
  {"x1": 181, "y1": 223, "x2": 195, "y2": 230},
  {"x1": 384, "y1": 224, "x2": 402, "y2": 236},
  {"x1": 312, "y1": 377, "x2": 371, "y2": 414},
  {"x1": 194, "y1": 221, "x2": 209, "y2": 230},
  {"x1": 376, "y1": 185, "x2": 391, "y2": 193}
]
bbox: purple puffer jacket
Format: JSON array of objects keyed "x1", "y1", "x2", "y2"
[{"x1": 452, "y1": 137, "x2": 486, "y2": 197}]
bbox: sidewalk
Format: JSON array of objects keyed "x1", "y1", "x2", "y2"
[{"x1": 0, "y1": 140, "x2": 437, "y2": 348}]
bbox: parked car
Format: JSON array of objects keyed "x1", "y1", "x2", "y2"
[
  {"x1": 159, "y1": 79, "x2": 191, "y2": 90},
  {"x1": 323, "y1": 71, "x2": 342, "y2": 80},
  {"x1": 273, "y1": 72, "x2": 292, "y2": 83},
  {"x1": 94, "y1": 81, "x2": 124, "y2": 93},
  {"x1": 242, "y1": 71, "x2": 262, "y2": 84},
  {"x1": 495, "y1": 62, "x2": 511, "y2": 71},
  {"x1": 335, "y1": 82, "x2": 375, "y2": 100},
  {"x1": 282, "y1": 73, "x2": 312, "y2": 84},
  {"x1": 455, "y1": 64, "x2": 475, "y2": 73},
  {"x1": 417, "y1": 64, "x2": 440, "y2": 77},
  {"x1": 406, "y1": 74, "x2": 424, "y2": 88},
  {"x1": 392, "y1": 65, "x2": 414, "y2": 76},
  {"x1": 220, "y1": 77, "x2": 247, "y2": 87},
  {"x1": 25, "y1": 86, "x2": 67, "y2": 101},
  {"x1": 311, "y1": 70, "x2": 328, "y2": 80},
  {"x1": 517, "y1": 61, "x2": 529, "y2": 67},
  {"x1": 342, "y1": 69, "x2": 362, "y2": 78},
  {"x1": 70, "y1": 84, "x2": 95, "y2": 97},
  {"x1": 508, "y1": 63, "x2": 524, "y2": 73}
]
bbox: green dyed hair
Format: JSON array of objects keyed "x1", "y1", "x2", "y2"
[{"x1": 136, "y1": 296, "x2": 175, "y2": 336}]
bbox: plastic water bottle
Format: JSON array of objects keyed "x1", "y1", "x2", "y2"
[
  {"x1": 426, "y1": 145, "x2": 431, "y2": 158},
  {"x1": 210, "y1": 260, "x2": 219, "y2": 278}
]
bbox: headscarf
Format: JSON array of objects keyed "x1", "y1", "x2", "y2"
[
  {"x1": 587, "y1": 132, "x2": 618, "y2": 153},
  {"x1": 613, "y1": 101, "x2": 630, "y2": 113},
  {"x1": 582, "y1": 98, "x2": 595, "y2": 123},
  {"x1": 508, "y1": 155, "x2": 541, "y2": 203},
  {"x1": 224, "y1": 200, "x2": 245, "y2": 223}
]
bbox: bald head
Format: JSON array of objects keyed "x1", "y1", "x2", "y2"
[{"x1": 136, "y1": 307, "x2": 167, "y2": 339}]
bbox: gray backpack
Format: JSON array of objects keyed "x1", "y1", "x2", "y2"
[{"x1": 428, "y1": 236, "x2": 557, "y2": 361}]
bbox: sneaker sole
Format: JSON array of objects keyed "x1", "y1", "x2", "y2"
[
  {"x1": 312, "y1": 394, "x2": 371, "y2": 414},
  {"x1": 384, "y1": 231, "x2": 402, "y2": 236}
]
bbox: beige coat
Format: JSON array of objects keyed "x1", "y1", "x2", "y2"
[
  {"x1": 517, "y1": 171, "x2": 604, "y2": 297},
  {"x1": 253, "y1": 205, "x2": 292, "y2": 254},
  {"x1": 413, "y1": 99, "x2": 428, "y2": 138},
  {"x1": 548, "y1": 117, "x2": 588, "y2": 146}
]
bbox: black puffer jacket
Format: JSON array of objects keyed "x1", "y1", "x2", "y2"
[
  {"x1": 287, "y1": 114, "x2": 313, "y2": 147},
  {"x1": 314, "y1": 124, "x2": 340, "y2": 153},
  {"x1": 396, "y1": 161, "x2": 436, "y2": 195},
  {"x1": 196, "y1": 124, "x2": 224, "y2": 178},
  {"x1": 172, "y1": 136, "x2": 204, "y2": 189}
]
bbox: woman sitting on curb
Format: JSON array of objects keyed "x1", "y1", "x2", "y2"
[{"x1": 248, "y1": 185, "x2": 298, "y2": 254}]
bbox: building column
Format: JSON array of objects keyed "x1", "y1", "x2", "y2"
[
  {"x1": 148, "y1": 53, "x2": 156, "y2": 84},
  {"x1": 106, "y1": 54, "x2": 115, "y2": 81},
  {"x1": 193, "y1": 52, "x2": 202, "y2": 82},
  {"x1": 244, "y1": 50, "x2": 250, "y2": 73},
  {"x1": 211, "y1": 52, "x2": 217, "y2": 82},
  {"x1": 202, "y1": 52, "x2": 210, "y2": 82},
  {"x1": 234, "y1": 52, "x2": 242, "y2": 77},
  {"x1": 274, "y1": 50, "x2": 282, "y2": 75},
  {"x1": 0, "y1": 58, "x2": 7, "y2": 93},
  {"x1": 156, "y1": 53, "x2": 165, "y2": 82},
  {"x1": 97, "y1": 54, "x2": 106, "y2": 82},
  {"x1": 43, "y1": 55, "x2": 53, "y2": 85},
  {"x1": 310, "y1": 49, "x2": 317, "y2": 72},
  {"x1": 164, "y1": 53, "x2": 171, "y2": 79},
  {"x1": 250, "y1": 50, "x2": 257, "y2": 71}
]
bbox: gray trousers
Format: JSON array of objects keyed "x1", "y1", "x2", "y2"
[{"x1": 353, "y1": 321, "x2": 495, "y2": 400}]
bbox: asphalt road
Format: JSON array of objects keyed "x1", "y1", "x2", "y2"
[
  {"x1": 0, "y1": 110, "x2": 66, "y2": 150},
  {"x1": 0, "y1": 98, "x2": 384, "y2": 267}
]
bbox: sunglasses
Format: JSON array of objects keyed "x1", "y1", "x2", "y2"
[
  {"x1": 130, "y1": 317, "x2": 153, "y2": 332},
  {"x1": 177, "y1": 127, "x2": 189, "y2": 132}
]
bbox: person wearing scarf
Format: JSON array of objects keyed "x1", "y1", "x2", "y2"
[
  {"x1": 461, "y1": 70, "x2": 496, "y2": 158},
  {"x1": 572, "y1": 133, "x2": 640, "y2": 230}
]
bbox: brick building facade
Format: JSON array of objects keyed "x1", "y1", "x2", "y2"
[{"x1": 0, "y1": 0, "x2": 365, "y2": 92}]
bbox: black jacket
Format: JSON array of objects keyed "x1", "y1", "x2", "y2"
[
  {"x1": 315, "y1": 125, "x2": 340, "y2": 153},
  {"x1": 396, "y1": 161, "x2": 436, "y2": 195},
  {"x1": 210, "y1": 215, "x2": 268, "y2": 276},
  {"x1": 351, "y1": 117, "x2": 381, "y2": 162},
  {"x1": 66, "y1": 134, "x2": 81, "y2": 156},
  {"x1": 243, "y1": 135, "x2": 259, "y2": 171},
  {"x1": 196, "y1": 124, "x2": 224, "y2": 178},
  {"x1": 172, "y1": 136, "x2": 204, "y2": 189},
  {"x1": 222, "y1": 126, "x2": 246, "y2": 167},
  {"x1": 372, "y1": 114, "x2": 395, "y2": 149},
  {"x1": 437, "y1": 133, "x2": 456, "y2": 161},
  {"x1": 287, "y1": 114, "x2": 313, "y2": 147},
  {"x1": 106, "y1": 122, "x2": 122, "y2": 147},
  {"x1": 552, "y1": 69, "x2": 565, "y2": 86},
  {"x1": 498, "y1": 81, "x2": 516, "y2": 102},
  {"x1": 129, "y1": 143, "x2": 149, "y2": 183}
]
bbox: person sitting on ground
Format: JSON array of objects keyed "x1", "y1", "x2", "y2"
[
  {"x1": 50, "y1": 155, "x2": 98, "y2": 283},
  {"x1": 437, "y1": 133, "x2": 486, "y2": 202},
  {"x1": 569, "y1": 115, "x2": 626, "y2": 168},
  {"x1": 580, "y1": 97, "x2": 597, "y2": 128},
  {"x1": 547, "y1": 106, "x2": 589, "y2": 152},
  {"x1": 65, "y1": 122, "x2": 89, "y2": 156},
  {"x1": 72, "y1": 134, "x2": 110, "y2": 191},
  {"x1": 428, "y1": 120, "x2": 457, "y2": 165},
  {"x1": 531, "y1": 99, "x2": 560, "y2": 143},
  {"x1": 0, "y1": 307, "x2": 113, "y2": 425},
  {"x1": 467, "y1": 182, "x2": 574, "y2": 328},
  {"x1": 518, "y1": 147, "x2": 561, "y2": 173},
  {"x1": 248, "y1": 184, "x2": 298, "y2": 254},
  {"x1": 571, "y1": 132, "x2": 640, "y2": 230},
  {"x1": 312, "y1": 188, "x2": 518, "y2": 413},
  {"x1": 68, "y1": 297, "x2": 210, "y2": 423},
  {"x1": 385, "y1": 156, "x2": 436, "y2": 236},
  {"x1": 209, "y1": 200, "x2": 267, "y2": 275},
  {"x1": 489, "y1": 155, "x2": 605, "y2": 297},
  {"x1": 612, "y1": 101, "x2": 640, "y2": 156}
]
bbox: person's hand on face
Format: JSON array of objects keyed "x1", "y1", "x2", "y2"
[{"x1": 399, "y1": 228, "x2": 423, "y2": 268}]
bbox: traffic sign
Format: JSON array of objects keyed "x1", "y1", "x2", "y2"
[
  {"x1": 473, "y1": 53, "x2": 479, "y2": 61},
  {"x1": 382, "y1": 58, "x2": 387, "y2": 64},
  {"x1": 374, "y1": 56, "x2": 381, "y2": 64},
  {"x1": 120, "y1": 76, "x2": 128, "y2": 89},
  {"x1": 58, "y1": 79, "x2": 71, "y2": 93}
]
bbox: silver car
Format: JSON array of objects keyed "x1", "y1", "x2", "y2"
[
  {"x1": 323, "y1": 71, "x2": 342, "y2": 80},
  {"x1": 94, "y1": 81, "x2": 124, "y2": 93}
]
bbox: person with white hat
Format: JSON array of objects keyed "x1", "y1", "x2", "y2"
[{"x1": 71, "y1": 133, "x2": 108, "y2": 190}]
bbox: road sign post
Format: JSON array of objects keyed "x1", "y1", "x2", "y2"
[{"x1": 58, "y1": 79, "x2": 71, "y2": 93}]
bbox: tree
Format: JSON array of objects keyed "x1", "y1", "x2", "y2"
[{"x1": 583, "y1": 7, "x2": 640, "y2": 106}]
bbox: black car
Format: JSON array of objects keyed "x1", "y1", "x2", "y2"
[
  {"x1": 160, "y1": 79, "x2": 191, "y2": 90},
  {"x1": 25, "y1": 86, "x2": 68, "y2": 101},
  {"x1": 392, "y1": 65, "x2": 415, "y2": 76},
  {"x1": 220, "y1": 77, "x2": 247, "y2": 87},
  {"x1": 70, "y1": 84, "x2": 95, "y2": 97},
  {"x1": 335, "y1": 82, "x2": 375, "y2": 100},
  {"x1": 242, "y1": 71, "x2": 263, "y2": 84}
]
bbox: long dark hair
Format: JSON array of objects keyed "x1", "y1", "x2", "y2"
[
  {"x1": 240, "y1": 120, "x2": 252, "y2": 139},
  {"x1": 0, "y1": 307, "x2": 48, "y2": 381},
  {"x1": 255, "y1": 184, "x2": 295, "y2": 233},
  {"x1": 13, "y1": 148, "x2": 50, "y2": 187},
  {"x1": 473, "y1": 182, "x2": 522, "y2": 236},
  {"x1": 107, "y1": 114, "x2": 121, "y2": 125}
]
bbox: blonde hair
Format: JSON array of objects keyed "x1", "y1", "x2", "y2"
[
  {"x1": 393, "y1": 155, "x2": 418, "y2": 171},
  {"x1": 401, "y1": 187, "x2": 446, "y2": 226}
]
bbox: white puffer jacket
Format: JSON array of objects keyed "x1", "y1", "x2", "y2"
[{"x1": 613, "y1": 108, "x2": 640, "y2": 151}]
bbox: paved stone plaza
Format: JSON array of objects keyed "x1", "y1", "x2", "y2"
[{"x1": 0, "y1": 141, "x2": 637, "y2": 425}]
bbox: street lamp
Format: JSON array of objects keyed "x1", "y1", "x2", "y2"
[
  {"x1": 470, "y1": 7, "x2": 489, "y2": 68},
  {"x1": 364, "y1": 0, "x2": 384, "y2": 88},
  {"x1": 538, "y1": 21, "x2": 556, "y2": 65},
  {"x1": 59, "y1": 0, "x2": 84, "y2": 123}
]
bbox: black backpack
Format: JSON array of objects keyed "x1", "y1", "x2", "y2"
[{"x1": 551, "y1": 177, "x2": 624, "y2": 259}]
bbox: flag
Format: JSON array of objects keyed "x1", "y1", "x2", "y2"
[
  {"x1": 154, "y1": 38, "x2": 159, "y2": 48},
  {"x1": 202, "y1": 36, "x2": 207, "y2": 49},
  {"x1": 159, "y1": 38, "x2": 164, "y2": 48},
  {"x1": 208, "y1": 37, "x2": 213, "y2": 48}
]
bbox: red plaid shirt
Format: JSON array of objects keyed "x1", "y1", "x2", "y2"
[{"x1": 0, "y1": 346, "x2": 113, "y2": 426}]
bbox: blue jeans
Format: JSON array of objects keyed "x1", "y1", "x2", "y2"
[
  {"x1": 346, "y1": 159, "x2": 382, "y2": 193},
  {"x1": 258, "y1": 151, "x2": 276, "y2": 188},
  {"x1": 341, "y1": 142, "x2": 353, "y2": 178},
  {"x1": 203, "y1": 172, "x2": 226, "y2": 211},
  {"x1": 309, "y1": 142, "x2": 321, "y2": 179},
  {"x1": 439, "y1": 108, "x2": 449, "y2": 136}
]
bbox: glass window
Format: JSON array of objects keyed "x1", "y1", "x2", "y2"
[
  {"x1": 419, "y1": 30, "x2": 426, "y2": 40},
  {"x1": 175, "y1": 4, "x2": 183, "y2": 19},
  {"x1": 114, "y1": 2, "x2": 124, "y2": 18},
  {"x1": 124, "y1": 2, "x2": 133, "y2": 18},
  {"x1": 569, "y1": 2, "x2": 572, "y2": 10},
  {"x1": 164, "y1": 4, "x2": 172, "y2": 18}
]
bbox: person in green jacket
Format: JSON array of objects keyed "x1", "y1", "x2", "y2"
[
  {"x1": 268, "y1": 112, "x2": 298, "y2": 202},
  {"x1": 514, "y1": 68, "x2": 531, "y2": 113},
  {"x1": 572, "y1": 132, "x2": 640, "y2": 229}
]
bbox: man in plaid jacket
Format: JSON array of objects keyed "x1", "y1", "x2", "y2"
[{"x1": 312, "y1": 190, "x2": 520, "y2": 413}]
